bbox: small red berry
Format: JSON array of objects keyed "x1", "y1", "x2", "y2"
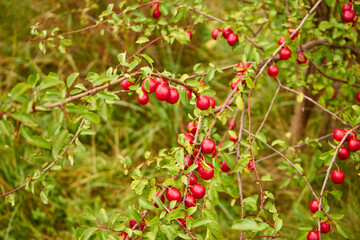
[
  {"x1": 189, "y1": 173, "x2": 197, "y2": 185},
  {"x1": 267, "y1": 65, "x2": 279, "y2": 77},
  {"x1": 320, "y1": 221, "x2": 330, "y2": 234},
  {"x1": 138, "y1": 93, "x2": 149, "y2": 105},
  {"x1": 155, "y1": 85, "x2": 170, "y2": 101},
  {"x1": 120, "y1": 80, "x2": 134, "y2": 90},
  {"x1": 178, "y1": 215, "x2": 193, "y2": 227},
  {"x1": 178, "y1": 134, "x2": 194, "y2": 148},
  {"x1": 343, "y1": 10, "x2": 355, "y2": 22},
  {"x1": 278, "y1": 36, "x2": 286, "y2": 45},
  {"x1": 220, "y1": 160, "x2": 231, "y2": 172},
  {"x1": 309, "y1": 200, "x2": 322, "y2": 213},
  {"x1": 342, "y1": 3, "x2": 352, "y2": 12},
  {"x1": 118, "y1": 232, "x2": 131, "y2": 240},
  {"x1": 231, "y1": 78, "x2": 242, "y2": 90},
  {"x1": 333, "y1": 128, "x2": 346, "y2": 141},
  {"x1": 185, "y1": 30, "x2": 193, "y2": 40},
  {"x1": 222, "y1": 27, "x2": 233, "y2": 39},
  {"x1": 287, "y1": 27, "x2": 298, "y2": 40},
  {"x1": 356, "y1": 92, "x2": 360, "y2": 102},
  {"x1": 142, "y1": 77, "x2": 158, "y2": 94},
  {"x1": 307, "y1": 230, "x2": 319, "y2": 240},
  {"x1": 201, "y1": 138, "x2": 216, "y2": 154},
  {"x1": 166, "y1": 88, "x2": 179, "y2": 104},
  {"x1": 331, "y1": 169, "x2": 345, "y2": 184},
  {"x1": 184, "y1": 156, "x2": 194, "y2": 170},
  {"x1": 153, "y1": 191, "x2": 165, "y2": 208},
  {"x1": 152, "y1": 6, "x2": 161, "y2": 18},
  {"x1": 345, "y1": 129, "x2": 357, "y2": 141},
  {"x1": 279, "y1": 47, "x2": 292, "y2": 60},
  {"x1": 297, "y1": 52, "x2": 307, "y2": 64},
  {"x1": 237, "y1": 62, "x2": 249, "y2": 74},
  {"x1": 228, "y1": 120, "x2": 237, "y2": 130},
  {"x1": 166, "y1": 187, "x2": 182, "y2": 202},
  {"x1": 184, "y1": 194, "x2": 196, "y2": 208},
  {"x1": 212, "y1": 28, "x2": 222, "y2": 40},
  {"x1": 190, "y1": 184, "x2": 206, "y2": 199},
  {"x1": 337, "y1": 146, "x2": 350, "y2": 160},
  {"x1": 247, "y1": 160, "x2": 255, "y2": 172},
  {"x1": 348, "y1": 138, "x2": 360, "y2": 152},
  {"x1": 187, "y1": 122, "x2": 197, "y2": 134},
  {"x1": 208, "y1": 97, "x2": 216, "y2": 109},
  {"x1": 198, "y1": 162, "x2": 214, "y2": 180},
  {"x1": 227, "y1": 33, "x2": 239, "y2": 46},
  {"x1": 180, "y1": 86, "x2": 192, "y2": 99},
  {"x1": 130, "y1": 219, "x2": 145, "y2": 230},
  {"x1": 229, "y1": 134, "x2": 238, "y2": 142},
  {"x1": 196, "y1": 95, "x2": 210, "y2": 110}
]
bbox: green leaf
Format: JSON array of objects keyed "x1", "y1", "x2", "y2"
[
  {"x1": 79, "y1": 227, "x2": 97, "y2": 240},
  {"x1": 52, "y1": 129, "x2": 68, "y2": 159},
  {"x1": 160, "y1": 225, "x2": 177, "y2": 240},
  {"x1": 274, "y1": 218, "x2": 282, "y2": 232},
  {"x1": 66, "y1": 72, "x2": 79, "y2": 88},
  {"x1": 232, "y1": 219, "x2": 258, "y2": 231},
  {"x1": 139, "y1": 198, "x2": 156, "y2": 210},
  {"x1": 192, "y1": 217, "x2": 212, "y2": 228},
  {"x1": 141, "y1": 54, "x2": 154, "y2": 67},
  {"x1": 97, "y1": 230, "x2": 107, "y2": 240},
  {"x1": 128, "y1": 207, "x2": 142, "y2": 223},
  {"x1": 81, "y1": 112, "x2": 100, "y2": 124},
  {"x1": 10, "y1": 83, "x2": 31, "y2": 101},
  {"x1": 12, "y1": 112, "x2": 38, "y2": 128},
  {"x1": 40, "y1": 191, "x2": 48, "y2": 204},
  {"x1": 39, "y1": 73, "x2": 61, "y2": 90},
  {"x1": 94, "y1": 76, "x2": 112, "y2": 87},
  {"x1": 245, "y1": 75, "x2": 255, "y2": 89},
  {"x1": 336, "y1": 224, "x2": 349, "y2": 238},
  {"x1": 236, "y1": 96, "x2": 244, "y2": 110},
  {"x1": 261, "y1": 173, "x2": 273, "y2": 182},
  {"x1": 99, "y1": 208, "x2": 109, "y2": 223},
  {"x1": 223, "y1": 153, "x2": 235, "y2": 169},
  {"x1": 136, "y1": 37, "x2": 149, "y2": 44},
  {"x1": 83, "y1": 208, "x2": 97, "y2": 221},
  {"x1": 20, "y1": 128, "x2": 51, "y2": 149}
]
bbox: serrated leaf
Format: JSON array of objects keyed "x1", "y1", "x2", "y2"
[{"x1": 139, "y1": 198, "x2": 156, "y2": 210}]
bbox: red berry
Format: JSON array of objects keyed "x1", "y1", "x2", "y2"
[
  {"x1": 227, "y1": 33, "x2": 239, "y2": 46},
  {"x1": 237, "y1": 62, "x2": 249, "y2": 74},
  {"x1": 187, "y1": 122, "x2": 197, "y2": 134},
  {"x1": 190, "y1": 184, "x2": 206, "y2": 199},
  {"x1": 154, "y1": 77, "x2": 168, "y2": 86},
  {"x1": 178, "y1": 215, "x2": 193, "y2": 227},
  {"x1": 337, "y1": 146, "x2": 350, "y2": 160},
  {"x1": 185, "y1": 30, "x2": 193, "y2": 40},
  {"x1": 153, "y1": 191, "x2": 165, "y2": 208},
  {"x1": 333, "y1": 128, "x2": 346, "y2": 141},
  {"x1": 180, "y1": 86, "x2": 192, "y2": 99},
  {"x1": 287, "y1": 27, "x2": 298, "y2": 40},
  {"x1": 247, "y1": 160, "x2": 255, "y2": 172},
  {"x1": 228, "y1": 120, "x2": 237, "y2": 130},
  {"x1": 229, "y1": 134, "x2": 238, "y2": 142},
  {"x1": 196, "y1": 95, "x2": 210, "y2": 110},
  {"x1": 152, "y1": 6, "x2": 161, "y2": 18},
  {"x1": 166, "y1": 88, "x2": 179, "y2": 104},
  {"x1": 201, "y1": 138, "x2": 216, "y2": 154},
  {"x1": 142, "y1": 77, "x2": 158, "y2": 94},
  {"x1": 231, "y1": 78, "x2": 242, "y2": 90},
  {"x1": 320, "y1": 221, "x2": 330, "y2": 234},
  {"x1": 198, "y1": 162, "x2": 214, "y2": 180},
  {"x1": 297, "y1": 52, "x2": 307, "y2": 64},
  {"x1": 208, "y1": 97, "x2": 216, "y2": 109},
  {"x1": 178, "y1": 134, "x2": 194, "y2": 148},
  {"x1": 331, "y1": 169, "x2": 345, "y2": 184},
  {"x1": 130, "y1": 219, "x2": 145, "y2": 230},
  {"x1": 118, "y1": 232, "x2": 131, "y2": 240},
  {"x1": 120, "y1": 80, "x2": 134, "y2": 90},
  {"x1": 356, "y1": 92, "x2": 360, "y2": 102},
  {"x1": 279, "y1": 47, "x2": 291, "y2": 60},
  {"x1": 189, "y1": 173, "x2": 197, "y2": 185},
  {"x1": 307, "y1": 230, "x2": 319, "y2": 240},
  {"x1": 278, "y1": 36, "x2": 286, "y2": 45},
  {"x1": 343, "y1": 10, "x2": 355, "y2": 22},
  {"x1": 166, "y1": 187, "x2": 182, "y2": 202},
  {"x1": 345, "y1": 129, "x2": 357, "y2": 141},
  {"x1": 184, "y1": 156, "x2": 194, "y2": 170},
  {"x1": 184, "y1": 194, "x2": 196, "y2": 208},
  {"x1": 212, "y1": 28, "x2": 222, "y2": 40},
  {"x1": 211, "y1": 148, "x2": 217, "y2": 158},
  {"x1": 220, "y1": 160, "x2": 231, "y2": 172},
  {"x1": 309, "y1": 200, "x2": 322, "y2": 213},
  {"x1": 267, "y1": 65, "x2": 279, "y2": 77},
  {"x1": 342, "y1": 3, "x2": 352, "y2": 12},
  {"x1": 348, "y1": 138, "x2": 360, "y2": 152},
  {"x1": 222, "y1": 27, "x2": 233, "y2": 39},
  {"x1": 138, "y1": 93, "x2": 149, "y2": 105}
]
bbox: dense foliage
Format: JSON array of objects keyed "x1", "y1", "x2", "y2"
[{"x1": 1, "y1": 0, "x2": 360, "y2": 239}]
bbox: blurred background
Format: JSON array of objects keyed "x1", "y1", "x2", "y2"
[{"x1": 1, "y1": 0, "x2": 359, "y2": 239}]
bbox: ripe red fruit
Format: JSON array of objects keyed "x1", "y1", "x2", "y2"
[
  {"x1": 320, "y1": 221, "x2": 330, "y2": 234},
  {"x1": 155, "y1": 85, "x2": 170, "y2": 101},
  {"x1": 184, "y1": 194, "x2": 196, "y2": 208},
  {"x1": 228, "y1": 120, "x2": 237, "y2": 130},
  {"x1": 153, "y1": 191, "x2": 165, "y2": 208},
  {"x1": 187, "y1": 122, "x2": 197, "y2": 134},
  {"x1": 138, "y1": 93, "x2": 149, "y2": 105},
  {"x1": 130, "y1": 219, "x2": 145, "y2": 230},
  {"x1": 307, "y1": 230, "x2": 319, "y2": 240},
  {"x1": 227, "y1": 33, "x2": 239, "y2": 46},
  {"x1": 343, "y1": 10, "x2": 355, "y2": 22},
  {"x1": 278, "y1": 36, "x2": 286, "y2": 45},
  {"x1": 279, "y1": 47, "x2": 292, "y2": 60},
  {"x1": 222, "y1": 27, "x2": 233, "y2": 39},
  {"x1": 342, "y1": 3, "x2": 352, "y2": 12},
  {"x1": 220, "y1": 160, "x2": 231, "y2": 172},
  {"x1": 287, "y1": 27, "x2": 298, "y2": 40},
  {"x1": 154, "y1": 77, "x2": 168, "y2": 86},
  {"x1": 333, "y1": 128, "x2": 346, "y2": 141},
  {"x1": 179, "y1": 215, "x2": 193, "y2": 227},
  {"x1": 208, "y1": 97, "x2": 216, "y2": 108},
  {"x1": 166, "y1": 187, "x2": 182, "y2": 202},
  {"x1": 142, "y1": 77, "x2": 158, "y2": 94},
  {"x1": 212, "y1": 28, "x2": 222, "y2": 40},
  {"x1": 178, "y1": 134, "x2": 194, "y2": 148},
  {"x1": 337, "y1": 146, "x2": 350, "y2": 160},
  {"x1": 309, "y1": 200, "x2": 322, "y2": 213},
  {"x1": 348, "y1": 138, "x2": 360, "y2": 152},
  {"x1": 297, "y1": 52, "x2": 307, "y2": 64},
  {"x1": 229, "y1": 134, "x2": 238, "y2": 142},
  {"x1": 184, "y1": 156, "x2": 194, "y2": 170},
  {"x1": 356, "y1": 92, "x2": 360, "y2": 102},
  {"x1": 152, "y1": 6, "x2": 161, "y2": 18},
  {"x1": 267, "y1": 65, "x2": 279, "y2": 77},
  {"x1": 198, "y1": 162, "x2": 214, "y2": 180},
  {"x1": 189, "y1": 173, "x2": 197, "y2": 185},
  {"x1": 231, "y1": 78, "x2": 242, "y2": 90},
  {"x1": 185, "y1": 30, "x2": 193, "y2": 40},
  {"x1": 247, "y1": 160, "x2": 255, "y2": 172},
  {"x1": 190, "y1": 184, "x2": 206, "y2": 199},
  {"x1": 331, "y1": 169, "x2": 345, "y2": 184},
  {"x1": 201, "y1": 138, "x2": 216, "y2": 154},
  {"x1": 179, "y1": 86, "x2": 192, "y2": 99},
  {"x1": 211, "y1": 148, "x2": 217, "y2": 158},
  {"x1": 345, "y1": 129, "x2": 357, "y2": 140},
  {"x1": 237, "y1": 62, "x2": 249, "y2": 74},
  {"x1": 120, "y1": 80, "x2": 134, "y2": 90},
  {"x1": 196, "y1": 95, "x2": 210, "y2": 110},
  {"x1": 118, "y1": 232, "x2": 131, "y2": 240},
  {"x1": 166, "y1": 88, "x2": 179, "y2": 104}
]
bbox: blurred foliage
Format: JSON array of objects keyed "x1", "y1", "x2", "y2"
[{"x1": 0, "y1": 0, "x2": 360, "y2": 239}]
